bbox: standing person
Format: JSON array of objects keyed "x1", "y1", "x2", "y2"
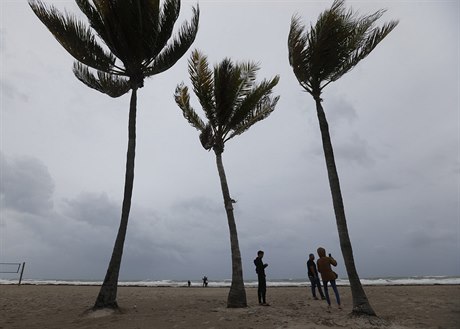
[
  {"x1": 202, "y1": 276, "x2": 208, "y2": 287},
  {"x1": 307, "y1": 253, "x2": 325, "y2": 300},
  {"x1": 254, "y1": 250, "x2": 269, "y2": 306},
  {"x1": 316, "y1": 247, "x2": 341, "y2": 309}
]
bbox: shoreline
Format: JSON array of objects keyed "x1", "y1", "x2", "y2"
[
  {"x1": 3, "y1": 282, "x2": 460, "y2": 287},
  {"x1": 1, "y1": 284, "x2": 459, "y2": 328},
  {"x1": 2, "y1": 279, "x2": 459, "y2": 288}
]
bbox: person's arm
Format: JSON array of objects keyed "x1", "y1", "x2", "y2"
[
  {"x1": 255, "y1": 258, "x2": 263, "y2": 272},
  {"x1": 309, "y1": 264, "x2": 316, "y2": 277},
  {"x1": 329, "y1": 257, "x2": 337, "y2": 267}
]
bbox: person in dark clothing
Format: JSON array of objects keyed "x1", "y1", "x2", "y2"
[
  {"x1": 254, "y1": 250, "x2": 269, "y2": 306},
  {"x1": 307, "y1": 253, "x2": 325, "y2": 300}
]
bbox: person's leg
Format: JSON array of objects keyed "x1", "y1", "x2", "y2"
[
  {"x1": 330, "y1": 280, "x2": 341, "y2": 307},
  {"x1": 257, "y1": 284, "x2": 262, "y2": 304},
  {"x1": 315, "y1": 277, "x2": 325, "y2": 298},
  {"x1": 323, "y1": 281, "x2": 331, "y2": 306},
  {"x1": 309, "y1": 276, "x2": 317, "y2": 298},
  {"x1": 261, "y1": 278, "x2": 267, "y2": 304}
]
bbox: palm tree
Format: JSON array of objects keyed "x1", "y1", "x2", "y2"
[
  {"x1": 175, "y1": 50, "x2": 279, "y2": 308},
  {"x1": 288, "y1": 0, "x2": 398, "y2": 316},
  {"x1": 28, "y1": 0, "x2": 199, "y2": 310}
]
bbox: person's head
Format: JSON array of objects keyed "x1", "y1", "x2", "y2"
[
  {"x1": 257, "y1": 250, "x2": 264, "y2": 258},
  {"x1": 317, "y1": 247, "x2": 326, "y2": 258},
  {"x1": 309, "y1": 253, "x2": 315, "y2": 261}
]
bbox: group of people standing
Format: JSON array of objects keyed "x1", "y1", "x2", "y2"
[
  {"x1": 307, "y1": 247, "x2": 341, "y2": 309},
  {"x1": 254, "y1": 247, "x2": 341, "y2": 309}
]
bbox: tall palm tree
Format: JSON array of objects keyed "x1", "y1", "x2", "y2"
[
  {"x1": 28, "y1": 0, "x2": 199, "y2": 309},
  {"x1": 288, "y1": 0, "x2": 398, "y2": 316},
  {"x1": 175, "y1": 50, "x2": 279, "y2": 308}
]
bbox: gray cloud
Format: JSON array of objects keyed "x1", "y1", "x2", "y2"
[
  {"x1": 62, "y1": 192, "x2": 120, "y2": 227},
  {"x1": 1, "y1": 1, "x2": 459, "y2": 282},
  {"x1": 324, "y1": 95, "x2": 358, "y2": 126},
  {"x1": 0, "y1": 153, "x2": 54, "y2": 215}
]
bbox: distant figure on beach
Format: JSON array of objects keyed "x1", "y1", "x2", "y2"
[
  {"x1": 307, "y1": 253, "x2": 325, "y2": 300},
  {"x1": 316, "y1": 247, "x2": 341, "y2": 309},
  {"x1": 202, "y1": 276, "x2": 208, "y2": 287},
  {"x1": 254, "y1": 250, "x2": 269, "y2": 306},
  {"x1": 187, "y1": 280, "x2": 191, "y2": 287}
]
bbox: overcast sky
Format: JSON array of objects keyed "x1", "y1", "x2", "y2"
[{"x1": 1, "y1": 0, "x2": 459, "y2": 282}]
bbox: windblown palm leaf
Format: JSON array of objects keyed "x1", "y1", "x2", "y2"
[{"x1": 174, "y1": 49, "x2": 279, "y2": 308}]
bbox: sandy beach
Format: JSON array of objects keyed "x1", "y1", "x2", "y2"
[{"x1": 1, "y1": 284, "x2": 458, "y2": 329}]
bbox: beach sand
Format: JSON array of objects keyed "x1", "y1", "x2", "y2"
[{"x1": 1, "y1": 284, "x2": 458, "y2": 329}]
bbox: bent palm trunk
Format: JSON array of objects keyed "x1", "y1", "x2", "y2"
[
  {"x1": 314, "y1": 97, "x2": 376, "y2": 316},
  {"x1": 94, "y1": 88, "x2": 138, "y2": 309},
  {"x1": 214, "y1": 149, "x2": 247, "y2": 308}
]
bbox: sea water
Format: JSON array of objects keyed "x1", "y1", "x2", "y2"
[{"x1": 1, "y1": 276, "x2": 459, "y2": 287}]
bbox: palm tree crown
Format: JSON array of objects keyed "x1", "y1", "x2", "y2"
[
  {"x1": 175, "y1": 50, "x2": 280, "y2": 153},
  {"x1": 29, "y1": 0, "x2": 199, "y2": 95},
  {"x1": 288, "y1": 0, "x2": 398, "y2": 98}
]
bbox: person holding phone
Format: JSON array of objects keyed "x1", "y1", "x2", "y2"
[
  {"x1": 254, "y1": 250, "x2": 269, "y2": 306},
  {"x1": 316, "y1": 247, "x2": 341, "y2": 309}
]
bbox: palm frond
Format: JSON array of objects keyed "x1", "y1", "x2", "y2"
[
  {"x1": 88, "y1": 0, "x2": 123, "y2": 60},
  {"x1": 329, "y1": 19, "x2": 398, "y2": 83},
  {"x1": 228, "y1": 95, "x2": 280, "y2": 141},
  {"x1": 147, "y1": 5, "x2": 199, "y2": 76},
  {"x1": 73, "y1": 62, "x2": 130, "y2": 97},
  {"x1": 288, "y1": 15, "x2": 313, "y2": 93},
  {"x1": 139, "y1": 0, "x2": 161, "y2": 62},
  {"x1": 28, "y1": 0, "x2": 117, "y2": 73},
  {"x1": 89, "y1": 0, "x2": 148, "y2": 65},
  {"x1": 236, "y1": 61, "x2": 259, "y2": 97},
  {"x1": 174, "y1": 83, "x2": 206, "y2": 131},
  {"x1": 74, "y1": 0, "x2": 109, "y2": 47},
  {"x1": 188, "y1": 50, "x2": 216, "y2": 126},
  {"x1": 213, "y1": 59, "x2": 243, "y2": 128},
  {"x1": 231, "y1": 61, "x2": 260, "y2": 112},
  {"x1": 147, "y1": 0, "x2": 180, "y2": 63},
  {"x1": 226, "y1": 75, "x2": 280, "y2": 135}
]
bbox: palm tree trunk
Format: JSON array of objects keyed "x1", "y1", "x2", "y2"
[
  {"x1": 314, "y1": 98, "x2": 376, "y2": 316},
  {"x1": 94, "y1": 88, "x2": 138, "y2": 310},
  {"x1": 214, "y1": 149, "x2": 247, "y2": 308}
]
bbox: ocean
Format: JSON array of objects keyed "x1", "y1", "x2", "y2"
[{"x1": 1, "y1": 276, "x2": 459, "y2": 287}]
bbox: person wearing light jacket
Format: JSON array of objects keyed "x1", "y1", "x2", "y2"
[{"x1": 316, "y1": 247, "x2": 341, "y2": 309}]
